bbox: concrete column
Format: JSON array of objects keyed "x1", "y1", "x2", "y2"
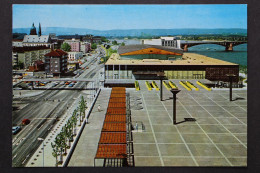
[
  {"x1": 119, "y1": 65, "x2": 120, "y2": 79},
  {"x1": 113, "y1": 64, "x2": 114, "y2": 79},
  {"x1": 184, "y1": 45, "x2": 188, "y2": 52},
  {"x1": 225, "y1": 43, "x2": 233, "y2": 51},
  {"x1": 125, "y1": 65, "x2": 127, "y2": 79}
]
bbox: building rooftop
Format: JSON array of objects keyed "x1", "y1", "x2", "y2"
[
  {"x1": 105, "y1": 53, "x2": 238, "y2": 66},
  {"x1": 13, "y1": 46, "x2": 50, "y2": 53},
  {"x1": 45, "y1": 49, "x2": 67, "y2": 57},
  {"x1": 118, "y1": 44, "x2": 183, "y2": 55},
  {"x1": 23, "y1": 35, "x2": 51, "y2": 43}
]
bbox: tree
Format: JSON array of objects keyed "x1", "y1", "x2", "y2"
[
  {"x1": 112, "y1": 40, "x2": 118, "y2": 45},
  {"x1": 51, "y1": 141, "x2": 59, "y2": 167},
  {"x1": 17, "y1": 61, "x2": 24, "y2": 70},
  {"x1": 121, "y1": 42, "x2": 125, "y2": 46},
  {"x1": 61, "y1": 43, "x2": 71, "y2": 52},
  {"x1": 91, "y1": 43, "x2": 97, "y2": 49},
  {"x1": 101, "y1": 37, "x2": 108, "y2": 42}
]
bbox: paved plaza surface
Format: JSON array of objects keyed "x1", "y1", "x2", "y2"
[
  {"x1": 68, "y1": 80, "x2": 247, "y2": 167},
  {"x1": 130, "y1": 80, "x2": 247, "y2": 166},
  {"x1": 68, "y1": 89, "x2": 111, "y2": 167}
]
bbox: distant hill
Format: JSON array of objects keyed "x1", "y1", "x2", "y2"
[{"x1": 13, "y1": 27, "x2": 247, "y2": 37}]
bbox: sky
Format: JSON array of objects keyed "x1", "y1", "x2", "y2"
[{"x1": 13, "y1": 5, "x2": 247, "y2": 30}]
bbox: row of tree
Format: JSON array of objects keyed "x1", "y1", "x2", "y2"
[{"x1": 51, "y1": 96, "x2": 87, "y2": 166}]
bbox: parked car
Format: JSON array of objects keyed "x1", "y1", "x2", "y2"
[
  {"x1": 68, "y1": 83, "x2": 74, "y2": 87},
  {"x1": 22, "y1": 119, "x2": 30, "y2": 125},
  {"x1": 12, "y1": 126, "x2": 21, "y2": 135}
]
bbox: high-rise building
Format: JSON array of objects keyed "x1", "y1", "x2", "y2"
[{"x1": 44, "y1": 49, "x2": 68, "y2": 76}]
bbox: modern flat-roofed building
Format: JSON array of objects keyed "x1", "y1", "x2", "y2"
[
  {"x1": 12, "y1": 46, "x2": 51, "y2": 69},
  {"x1": 81, "y1": 42, "x2": 91, "y2": 53},
  {"x1": 68, "y1": 52, "x2": 83, "y2": 61},
  {"x1": 64, "y1": 38, "x2": 81, "y2": 52},
  {"x1": 141, "y1": 36, "x2": 181, "y2": 49},
  {"x1": 104, "y1": 45, "x2": 239, "y2": 82},
  {"x1": 44, "y1": 49, "x2": 68, "y2": 76}
]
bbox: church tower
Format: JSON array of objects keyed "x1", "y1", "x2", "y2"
[
  {"x1": 38, "y1": 23, "x2": 42, "y2": 36},
  {"x1": 30, "y1": 23, "x2": 37, "y2": 35}
]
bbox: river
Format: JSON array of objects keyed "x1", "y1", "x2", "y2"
[{"x1": 110, "y1": 39, "x2": 247, "y2": 66}]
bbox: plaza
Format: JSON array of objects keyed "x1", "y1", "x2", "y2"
[{"x1": 68, "y1": 80, "x2": 247, "y2": 167}]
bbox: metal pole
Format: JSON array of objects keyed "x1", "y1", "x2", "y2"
[
  {"x1": 42, "y1": 142, "x2": 44, "y2": 167},
  {"x1": 160, "y1": 78, "x2": 163, "y2": 101},
  {"x1": 173, "y1": 93, "x2": 176, "y2": 125},
  {"x1": 229, "y1": 76, "x2": 233, "y2": 101}
]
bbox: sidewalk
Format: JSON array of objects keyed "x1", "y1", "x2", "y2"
[
  {"x1": 68, "y1": 88, "x2": 111, "y2": 167},
  {"x1": 25, "y1": 90, "x2": 95, "y2": 167},
  {"x1": 13, "y1": 90, "x2": 44, "y2": 99}
]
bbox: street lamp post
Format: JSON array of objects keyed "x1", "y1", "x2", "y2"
[
  {"x1": 37, "y1": 137, "x2": 44, "y2": 167},
  {"x1": 170, "y1": 89, "x2": 181, "y2": 125},
  {"x1": 226, "y1": 74, "x2": 236, "y2": 101},
  {"x1": 157, "y1": 72, "x2": 165, "y2": 101}
]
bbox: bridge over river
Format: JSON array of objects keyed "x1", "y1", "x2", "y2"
[{"x1": 180, "y1": 40, "x2": 247, "y2": 52}]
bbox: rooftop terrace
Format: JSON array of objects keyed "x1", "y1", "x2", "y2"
[{"x1": 105, "y1": 53, "x2": 238, "y2": 66}]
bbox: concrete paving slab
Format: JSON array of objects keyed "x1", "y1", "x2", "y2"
[
  {"x1": 215, "y1": 118, "x2": 244, "y2": 125},
  {"x1": 155, "y1": 132, "x2": 183, "y2": 143},
  {"x1": 182, "y1": 134, "x2": 212, "y2": 143},
  {"x1": 187, "y1": 144, "x2": 222, "y2": 156},
  {"x1": 158, "y1": 144, "x2": 191, "y2": 156},
  {"x1": 223, "y1": 125, "x2": 247, "y2": 133},
  {"x1": 200, "y1": 125, "x2": 229, "y2": 133},
  {"x1": 211, "y1": 134, "x2": 241, "y2": 144},
  {"x1": 133, "y1": 144, "x2": 159, "y2": 156},
  {"x1": 233, "y1": 134, "x2": 247, "y2": 144},
  {"x1": 133, "y1": 133, "x2": 155, "y2": 143},
  {"x1": 195, "y1": 157, "x2": 230, "y2": 166},
  {"x1": 216, "y1": 144, "x2": 247, "y2": 157},
  {"x1": 176, "y1": 124, "x2": 204, "y2": 134},
  {"x1": 134, "y1": 157, "x2": 162, "y2": 166},
  {"x1": 195, "y1": 117, "x2": 220, "y2": 124},
  {"x1": 227, "y1": 157, "x2": 247, "y2": 166},
  {"x1": 163, "y1": 157, "x2": 196, "y2": 166},
  {"x1": 152, "y1": 125, "x2": 178, "y2": 133}
]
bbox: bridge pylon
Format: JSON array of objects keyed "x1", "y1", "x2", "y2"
[{"x1": 225, "y1": 42, "x2": 233, "y2": 51}]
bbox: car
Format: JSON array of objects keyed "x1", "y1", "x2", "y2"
[
  {"x1": 60, "y1": 81, "x2": 65, "y2": 85},
  {"x1": 22, "y1": 119, "x2": 30, "y2": 125},
  {"x1": 65, "y1": 81, "x2": 71, "y2": 85},
  {"x1": 12, "y1": 126, "x2": 21, "y2": 135},
  {"x1": 38, "y1": 83, "x2": 45, "y2": 86},
  {"x1": 68, "y1": 83, "x2": 74, "y2": 87}
]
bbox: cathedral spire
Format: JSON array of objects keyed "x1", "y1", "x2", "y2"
[
  {"x1": 30, "y1": 22, "x2": 37, "y2": 35},
  {"x1": 38, "y1": 23, "x2": 42, "y2": 36}
]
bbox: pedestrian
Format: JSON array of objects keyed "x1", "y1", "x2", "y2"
[
  {"x1": 135, "y1": 122, "x2": 138, "y2": 131},
  {"x1": 98, "y1": 105, "x2": 101, "y2": 112},
  {"x1": 19, "y1": 92, "x2": 21, "y2": 96}
]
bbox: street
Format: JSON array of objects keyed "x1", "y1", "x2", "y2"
[{"x1": 12, "y1": 51, "x2": 104, "y2": 167}]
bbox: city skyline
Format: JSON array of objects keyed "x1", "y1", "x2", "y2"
[{"x1": 13, "y1": 5, "x2": 247, "y2": 30}]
